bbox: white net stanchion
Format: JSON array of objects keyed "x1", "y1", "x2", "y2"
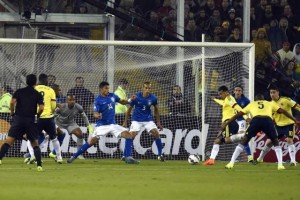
[{"x1": 0, "y1": 39, "x2": 254, "y2": 160}]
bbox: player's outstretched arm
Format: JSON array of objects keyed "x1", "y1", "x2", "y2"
[
  {"x1": 10, "y1": 98, "x2": 17, "y2": 116},
  {"x1": 277, "y1": 108, "x2": 297, "y2": 123},
  {"x1": 154, "y1": 105, "x2": 163, "y2": 130},
  {"x1": 93, "y1": 112, "x2": 102, "y2": 119},
  {"x1": 221, "y1": 112, "x2": 244, "y2": 130},
  {"x1": 118, "y1": 95, "x2": 136, "y2": 105},
  {"x1": 122, "y1": 106, "x2": 133, "y2": 127}
]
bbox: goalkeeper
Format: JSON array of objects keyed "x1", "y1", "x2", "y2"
[{"x1": 51, "y1": 95, "x2": 94, "y2": 159}]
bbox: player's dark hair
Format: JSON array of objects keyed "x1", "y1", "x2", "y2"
[
  {"x1": 26, "y1": 74, "x2": 37, "y2": 87},
  {"x1": 234, "y1": 85, "x2": 243, "y2": 91},
  {"x1": 144, "y1": 81, "x2": 151, "y2": 85},
  {"x1": 38, "y1": 73, "x2": 48, "y2": 85},
  {"x1": 218, "y1": 85, "x2": 228, "y2": 92},
  {"x1": 269, "y1": 85, "x2": 279, "y2": 91},
  {"x1": 234, "y1": 85, "x2": 245, "y2": 97},
  {"x1": 99, "y1": 81, "x2": 109, "y2": 88},
  {"x1": 255, "y1": 94, "x2": 265, "y2": 100}
]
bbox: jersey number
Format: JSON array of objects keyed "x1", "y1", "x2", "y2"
[
  {"x1": 258, "y1": 102, "x2": 264, "y2": 109},
  {"x1": 108, "y1": 103, "x2": 113, "y2": 110},
  {"x1": 142, "y1": 105, "x2": 146, "y2": 110}
]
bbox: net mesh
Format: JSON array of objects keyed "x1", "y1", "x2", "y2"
[{"x1": 0, "y1": 40, "x2": 252, "y2": 161}]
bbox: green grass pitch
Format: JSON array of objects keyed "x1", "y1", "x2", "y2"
[{"x1": 0, "y1": 158, "x2": 299, "y2": 200}]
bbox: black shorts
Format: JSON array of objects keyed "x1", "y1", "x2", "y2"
[
  {"x1": 246, "y1": 117, "x2": 277, "y2": 141},
  {"x1": 37, "y1": 117, "x2": 56, "y2": 139},
  {"x1": 275, "y1": 124, "x2": 295, "y2": 139},
  {"x1": 221, "y1": 120, "x2": 239, "y2": 138},
  {"x1": 8, "y1": 115, "x2": 39, "y2": 141}
]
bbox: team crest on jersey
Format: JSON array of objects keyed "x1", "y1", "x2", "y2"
[
  {"x1": 280, "y1": 103, "x2": 284, "y2": 106},
  {"x1": 148, "y1": 100, "x2": 152, "y2": 106},
  {"x1": 111, "y1": 97, "x2": 115, "y2": 102}
]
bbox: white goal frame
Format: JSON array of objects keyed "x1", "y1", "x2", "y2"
[{"x1": 0, "y1": 38, "x2": 255, "y2": 160}]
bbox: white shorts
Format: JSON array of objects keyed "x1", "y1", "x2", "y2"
[
  {"x1": 130, "y1": 121, "x2": 158, "y2": 132},
  {"x1": 237, "y1": 120, "x2": 246, "y2": 132},
  {"x1": 92, "y1": 124, "x2": 127, "y2": 138}
]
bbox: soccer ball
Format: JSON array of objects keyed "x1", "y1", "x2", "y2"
[{"x1": 188, "y1": 154, "x2": 200, "y2": 165}]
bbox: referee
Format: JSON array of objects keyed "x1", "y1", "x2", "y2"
[{"x1": 0, "y1": 74, "x2": 44, "y2": 171}]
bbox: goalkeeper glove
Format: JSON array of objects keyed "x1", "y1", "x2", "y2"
[{"x1": 87, "y1": 124, "x2": 94, "y2": 134}]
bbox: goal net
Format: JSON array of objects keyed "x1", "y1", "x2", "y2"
[{"x1": 0, "y1": 39, "x2": 254, "y2": 161}]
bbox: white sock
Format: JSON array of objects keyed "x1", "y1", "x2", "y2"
[
  {"x1": 210, "y1": 144, "x2": 220, "y2": 159},
  {"x1": 230, "y1": 144, "x2": 244, "y2": 164},
  {"x1": 274, "y1": 146, "x2": 283, "y2": 166},
  {"x1": 257, "y1": 145, "x2": 271, "y2": 161},
  {"x1": 77, "y1": 138, "x2": 84, "y2": 151},
  {"x1": 27, "y1": 140, "x2": 35, "y2": 158},
  {"x1": 288, "y1": 143, "x2": 296, "y2": 163},
  {"x1": 229, "y1": 133, "x2": 245, "y2": 143},
  {"x1": 52, "y1": 138, "x2": 62, "y2": 160}
]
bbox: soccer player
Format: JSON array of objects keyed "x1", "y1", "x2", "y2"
[
  {"x1": 35, "y1": 74, "x2": 63, "y2": 163},
  {"x1": 0, "y1": 74, "x2": 44, "y2": 171},
  {"x1": 203, "y1": 85, "x2": 247, "y2": 165},
  {"x1": 256, "y1": 86, "x2": 300, "y2": 166},
  {"x1": 223, "y1": 94, "x2": 296, "y2": 170},
  {"x1": 233, "y1": 85, "x2": 253, "y2": 162},
  {"x1": 122, "y1": 81, "x2": 164, "y2": 162},
  {"x1": 50, "y1": 95, "x2": 94, "y2": 159},
  {"x1": 67, "y1": 81, "x2": 137, "y2": 164}
]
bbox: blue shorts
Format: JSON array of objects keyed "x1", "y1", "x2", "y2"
[
  {"x1": 246, "y1": 117, "x2": 277, "y2": 141},
  {"x1": 275, "y1": 124, "x2": 295, "y2": 139}
]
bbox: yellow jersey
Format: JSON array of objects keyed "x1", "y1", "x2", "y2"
[
  {"x1": 35, "y1": 85, "x2": 56, "y2": 118},
  {"x1": 242, "y1": 100, "x2": 280, "y2": 119},
  {"x1": 272, "y1": 97, "x2": 296, "y2": 126},
  {"x1": 222, "y1": 95, "x2": 243, "y2": 122}
]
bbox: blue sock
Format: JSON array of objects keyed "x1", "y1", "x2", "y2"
[
  {"x1": 244, "y1": 144, "x2": 251, "y2": 156},
  {"x1": 57, "y1": 134, "x2": 65, "y2": 145},
  {"x1": 38, "y1": 135, "x2": 45, "y2": 145},
  {"x1": 52, "y1": 134, "x2": 66, "y2": 155},
  {"x1": 73, "y1": 143, "x2": 91, "y2": 158},
  {"x1": 155, "y1": 138, "x2": 162, "y2": 156},
  {"x1": 124, "y1": 139, "x2": 133, "y2": 157}
]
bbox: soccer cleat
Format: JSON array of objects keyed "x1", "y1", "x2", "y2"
[
  {"x1": 278, "y1": 165, "x2": 285, "y2": 170},
  {"x1": 77, "y1": 155, "x2": 85, "y2": 160},
  {"x1": 290, "y1": 162, "x2": 297, "y2": 167},
  {"x1": 49, "y1": 152, "x2": 56, "y2": 159},
  {"x1": 253, "y1": 158, "x2": 263, "y2": 165},
  {"x1": 67, "y1": 156, "x2": 76, "y2": 164},
  {"x1": 247, "y1": 155, "x2": 254, "y2": 163},
  {"x1": 225, "y1": 163, "x2": 234, "y2": 169},
  {"x1": 24, "y1": 157, "x2": 36, "y2": 164},
  {"x1": 121, "y1": 156, "x2": 125, "y2": 161},
  {"x1": 203, "y1": 159, "x2": 215, "y2": 165},
  {"x1": 37, "y1": 166, "x2": 43, "y2": 172},
  {"x1": 56, "y1": 159, "x2": 63, "y2": 164},
  {"x1": 125, "y1": 157, "x2": 140, "y2": 164},
  {"x1": 158, "y1": 155, "x2": 165, "y2": 162}
]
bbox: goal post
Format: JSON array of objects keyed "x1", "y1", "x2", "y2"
[{"x1": 0, "y1": 38, "x2": 254, "y2": 161}]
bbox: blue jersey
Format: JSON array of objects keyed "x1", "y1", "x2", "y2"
[
  {"x1": 93, "y1": 93, "x2": 120, "y2": 126},
  {"x1": 131, "y1": 92, "x2": 158, "y2": 122},
  {"x1": 235, "y1": 95, "x2": 250, "y2": 121}
]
